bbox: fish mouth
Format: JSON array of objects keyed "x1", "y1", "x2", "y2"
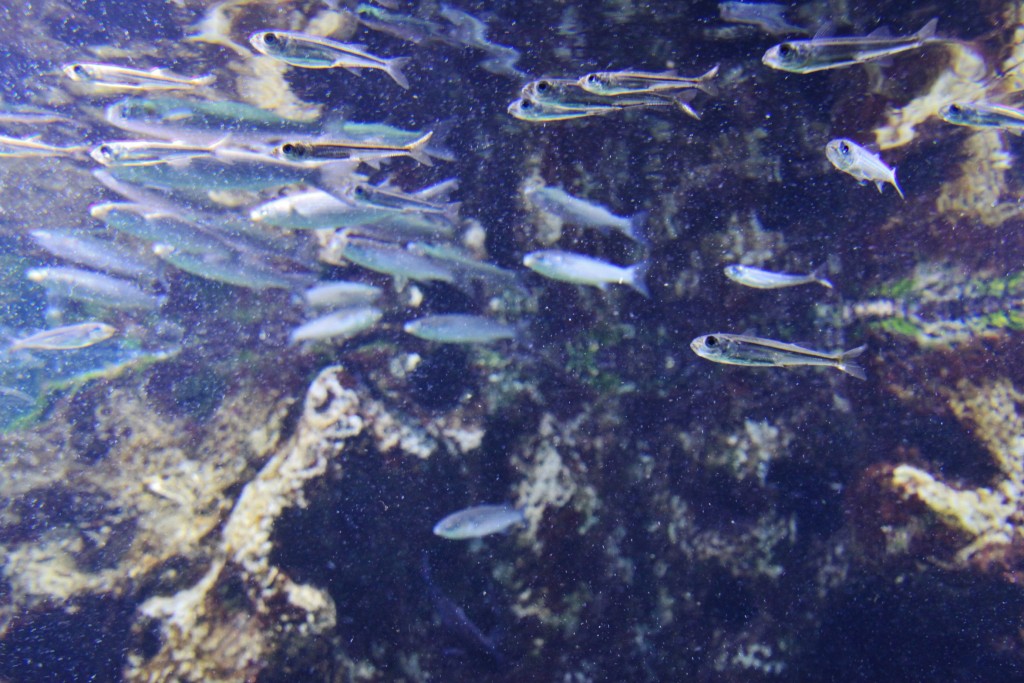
[{"x1": 689, "y1": 339, "x2": 702, "y2": 354}]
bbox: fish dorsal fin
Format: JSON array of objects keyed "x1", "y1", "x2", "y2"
[
  {"x1": 916, "y1": 18, "x2": 939, "y2": 41},
  {"x1": 867, "y1": 25, "x2": 893, "y2": 39},
  {"x1": 813, "y1": 21, "x2": 836, "y2": 39}
]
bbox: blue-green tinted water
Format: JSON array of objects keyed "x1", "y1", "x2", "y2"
[{"x1": 0, "y1": 1, "x2": 1023, "y2": 681}]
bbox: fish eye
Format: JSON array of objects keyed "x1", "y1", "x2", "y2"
[
  {"x1": 536, "y1": 80, "x2": 551, "y2": 93},
  {"x1": 948, "y1": 104, "x2": 962, "y2": 115},
  {"x1": 97, "y1": 144, "x2": 112, "y2": 157},
  {"x1": 586, "y1": 74, "x2": 599, "y2": 84},
  {"x1": 281, "y1": 143, "x2": 298, "y2": 155},
  {"x1": 72, "y1": 64, "x2": 88, "y2": 78},
  {"x1": 263, "y1": 32, "x2": 279, "y2": 45},
  {"x1": 521, "y1": 99, "x2": 534, "y2": 110},
  {"x1": 705, "y1": 335, "x2": 719, "y2": 348},
  {"x1": 778, "y1": 44, "x2": 794, "y2": 58},
  {"x1": 354, "y1": 186, "x2": 367, "y2": 197},
  {"x1": 838, "y1": 141, "x2": 850, "y2": 154}
]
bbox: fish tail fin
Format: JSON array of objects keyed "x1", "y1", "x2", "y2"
[
  {"x1": 838, "y1": 345, "x2": 867, "y2": 380},
  {"x1": 917, "y1": 18, "x2": 939, "y2": 41},
  {"x1": 696, "y1": 64, "x2": 720, "y2": 95},
  {"x1": 405, "y1": 131, "x2": 434, "y2": 166},
  {"x1": 891, "y1": 168, "x2": 905, "y2": 200},
  {"x1": 669, "y1": 91, "x2": 701, "y2": 120},
  {"x1": 627, "y1": 260, "x2": 652, "y2": 298},
  {"x1": 385, "y1": 56, "x2": 412, "y2": 89},
  {"x1": 810, "y1": 264, "x2": 834, "y2": 289},
  {"x1": 629, "y1": 210, "x2": 651, "y2": 247}
]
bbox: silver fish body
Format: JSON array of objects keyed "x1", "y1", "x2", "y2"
[
  {"x1": 690, "y1": 333, "x2": 866, "y2": 379},
  {"x1": 340, "y1": 238, "x2": 455, "y2": 283},
  {"x1": 303, "y1": 281, "x2": 384, "y2": 308},
  {"x1": 63, "y1": 63, "x2": 214, "y2": 91},
  {"x1": 9, "y1": 322, "x2": 117, "y2": 352},
  {"x1": 249, "y1": 30, "x2": 411, "y2": 89},
  {"x1": 577, "y1": 65, "x2": 718, "y2": 97},
  {"x1": 762, "y1": 18, "x2": 939, "y2": 73},
  {"x1": 433, "y1": 504, "x2": 526, "y2": 539},
  {"x1": 404, "y1": 314, "x2": 517, "y2": 344},
  {"x1": 523, "y1": 250, "x2": 650, "y2": 297},
  {"x1": 724, "y1": 264, "x2": 833, "y2": 289},
  {"x1": 289, "y1": 306, "x2": 383, "y2": 344},
  {"x1": 26, "y1": 267, "x2": 164, "y2": 310},
  {"x1": 939, "y1": 102, "x2": 1024, "y2": 134},
  {"x1": 524, "y1": 185, "x2": 648, "y2": 245},
  {"x1": 825, "y1": 138, "x2": 903, "y2": 199}
]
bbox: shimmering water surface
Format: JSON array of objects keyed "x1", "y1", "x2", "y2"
[{"x1": 1, "y1": 1, "x2": 1024, "y2": 681}]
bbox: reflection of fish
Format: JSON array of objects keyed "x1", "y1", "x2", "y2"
[
  {"x1": 762, "y1": 18, "x2": 939, "y2": 73},
  {"x1": 249, "y1": 30, "x2": 411, "y2": 89},
  {"x1": 939, "y1": 102, "x2": 1024, "y2": 135},
  {"x1": 690, "y1": 333, "x2": 866, "y2": 379},
  {"x1": 825, "y1": 138, "x2": 903, "y2": 199},
  {"x1": 9, "y1": 322, "x2": 117, "y2": 352},
  {"x1": 63, "y1": 62, "x2": 214, "y2": 91},
  {"x1": 724, "y1": 264, "x2": 833, "y2": 289},
  {"x1": 420, "y1": 554, "x2": 504, "y2": 663}
]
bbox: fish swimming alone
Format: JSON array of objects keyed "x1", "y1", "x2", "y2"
[
  {"x1": 433, "y1": 504, "x2": 526, "y2": 539},
  {"x1": 762, "y1": 18, "x2": 940, "y2": 73},
  {"x1": 825, "y1": 138, "x2": 904, "y2": 199},
  {"x1": 403, "y1": 314, "x2": 517, "y2": 344},
  {"x1": 690, "y1": 333, "x2": 867, "y2": 379},
  {"x1": 523, "y1": 250, "x2": 650, "y2": 297},
  {"x1": 939, "y1": 102, "x2": 1024, "y2": 135},
  {"x1": 724, "y1": 264, "x2": 833, "y2": 289}
]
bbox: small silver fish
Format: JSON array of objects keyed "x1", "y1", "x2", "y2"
[
  {"x1": 63, "y1": 63, "x2": 215, "y2": 91},
  {"x1": 0, "y1": 134, "x2": 87, "y2": 158},
  {"x1": 825, "y1": 138, "x2": 904, "y2": 199},
  {"x1": 719, "y1": 2, "x2": 808, "y2": 36},
  {"x1": 939, "y1": 102, "x2": 1024, "y2": 135},
  {"x1": 289, "y1": 306, "x2": 383, "y2": 344},
  {"x1": 762, "y1": 18, "x2": 939, "y2": 74},
  {"x1": 690, "y1": 333, "x2": 866, "y2": 379},
  {"x1": 26, "y1": 267, "x2": 165, "y2": 310},
  {"x1": 508, "y1": 97, "x2": 612, "y2": 122},
  {"x1": 433, "y1": 504, "x2": 526, "y2": 540},
  {"x1": 303, "y1": 281, "x2": 384, "y2": 308},
  {"x1": 90, "y1": 138, "x2": 231, "y2": 167},
  {"x1": 577, "y1": 65, "x2": 719, "y2": 97},
  {"x1": 404, "y1": 314, "x2": 516, "y2": 344},
  {"x1": 724, "y1": 264, "x2": 833, "y2": 289},
  {"x1": 524, "y1": 185, "x2": 648, "y2": 246},
  {"x1": 523, "y1": 250, "x2": 650, "y2": 297},
  {"x1": 249, "y1": 30, "x2": 411, "y2": 89},
  {"x1": 274, "y1": 131, "x2": 434, "y2": 166},
  {"x1": 340, "y1": 237, "x2": 456, "y2": 283},
  {"x1": 9, "y1": 322, "x2": 117, "y2": 352}
]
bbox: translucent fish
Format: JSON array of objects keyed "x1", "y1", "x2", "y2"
[
  {"x1": 90, "y1": 137, "x2": 231, "y2": 167},
  {"x1": 762, "y1": 18, "x2": 940, "y2": 74},
  {"x1": 9, "y1": 322, "x2": 117, "y2": 352},
  {"x1": 404, "y1": 314, "x2": 517, "y2": 344},
  {"x1": 249, "y1": 30, "x2": 412, "y2": 89},
  {"x1": 63, "y1": 62, "x2": 215, "y2": 92},
  {"x1": 724, "y1": 264, "x2": 833, "y2": 289},
  {"x1": 273, "y1": 131, "x2": 434, "y2": 166},
  {"x1": 523, "y1": 250, "x2": 650, "y2": 297},
  {"x1": 433, "y1": 504, "x2": 526, "y2": 540},
  {"x1": 718, "y1": 2, "x2": 809, "y2": 36},
  {"x1": 939, "y1": 102, "x2": 1024, "y2": 135},
  {"x1": 690, "y1": 333, "x2": 866, "y2": 379},
  {"x1": 825, "y1": 138, "x2": 904, "y2": 199},
  {"x1": 577, "y1": 65, "x2": 719, "y2": 97}
]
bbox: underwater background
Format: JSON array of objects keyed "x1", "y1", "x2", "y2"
[{"x1": 1, "y1": 0, "x2": 1024, "y2": 681}]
